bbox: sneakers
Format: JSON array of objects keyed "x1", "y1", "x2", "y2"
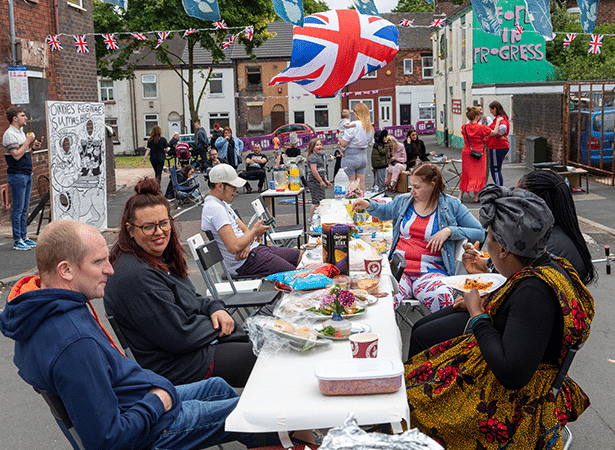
[
  {"x1": 13, "y1": 240, "x2": 31, "y2": 251},
  {"x1": 23, "y1": 238, "x2": 36, "y2": 248}
]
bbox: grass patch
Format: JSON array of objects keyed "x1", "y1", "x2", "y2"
[{"x1": 115, "y1": 156, "x2": 145, "y2": 168}]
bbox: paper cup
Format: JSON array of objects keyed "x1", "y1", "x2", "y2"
[
  {"x1": 364, "y1": 256, "x2": 382, "y2": 277},
  {"x1": 350, "y1": 333, "x2": 378, "y2": 358}
]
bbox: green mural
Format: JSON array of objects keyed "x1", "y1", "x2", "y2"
[{"x1": 472, "y1": 0, "x2": 555, "y2": 84}]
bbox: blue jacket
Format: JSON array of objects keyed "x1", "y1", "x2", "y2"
[
  {"x1": 0, "y1": 276, "x2": 180, "y2": 450},
  {"x1": 366, "y1": 194, "x2": 485, "y2": 275},
  {"x1": 215, "y1": 136, "x2": 244, "y2": 167}
]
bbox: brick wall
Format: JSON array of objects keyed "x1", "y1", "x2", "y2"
[
  {"x1": 512, "y1": 93, "x2": 564, "y2": 162},
  {"x1": 567, "y1": 0, "x2": 615, "y2": 24},
  {"x1": 395, "y1": 49, "x2": 434, "y2": 86}
]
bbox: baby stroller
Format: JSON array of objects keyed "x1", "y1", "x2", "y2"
[{"x1": 176, "y1": 142, "x2": 192, "y2": 167}]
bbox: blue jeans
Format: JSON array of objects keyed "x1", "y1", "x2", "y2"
[
  {"x1": 488, "y1": 147, "x2": 509, "y2": 186},
  {"x1": 7, "y1": 173, "x2": 32, "y2": 242},
  {"x1": 151, "y1": 378, "x2": 267, "y2": 450}
]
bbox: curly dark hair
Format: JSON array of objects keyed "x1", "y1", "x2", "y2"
[{"x1": 110, "y1": 178, "x2": 188, "y2": 278}]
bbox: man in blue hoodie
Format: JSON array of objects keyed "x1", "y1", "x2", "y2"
[{"x1": 0, "y1": 220, "x2": 263, "y2": 450}]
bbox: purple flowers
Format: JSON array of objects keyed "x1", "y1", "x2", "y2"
[{"x1": 320, "y1": 286, "x2": 356, "y2": 314}]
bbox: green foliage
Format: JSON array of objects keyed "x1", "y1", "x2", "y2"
[
  {"x1": 546, "y1": 8, "x2": 615, "y2": 80},
  {"x1": 392, "y1": 0, "x2": 464, "y2": 13},
  {"x1": 303, "y1": 0, "x2": 329, "y2": 15}
]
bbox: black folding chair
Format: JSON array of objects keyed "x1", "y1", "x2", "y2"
[
  {"x1": 33, "y1": 387, "x2": 86, "y2": 450},
  {"x1": 106, "y1": 314, "x2": 136, "y2": 360}
]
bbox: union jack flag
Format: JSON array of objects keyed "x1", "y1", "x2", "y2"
[
  {"x1": 399, "y1": 19, "x2": 414, "y2": 27},
  {"x1": 563, "y1": 33, "x2": 577, "y2": 49},
  {"x1": 45, "y1": 35, "x2": 63, "y2": 51},
  {"x1": 183, "y1": 28, "x2": 197, "y2": 37},
  {"x1": 269, "y1": 10, "x2": 398, "y2": 98},
  {"x1": 430, "y1": 18, "x2": 445, "y2": 28},
  {"x1": 155, "y1": 31, "x2": 169, "y2": 49},
  {"x1": 214, "y1": 20, "x2": 228, "y2": 30},
  {"x1": 74, "y1": 35, "x2": 89, "y2": 54},
  {"x1": 244, "y1": 25, "x2": 254, "y2": 41},
  {"x1": 222, "y1": 34, "x2": 238, "y2": 49},
  {"x1": 588, "y1": 34, "x2": 603, "y2": 54},
  {"x1": 102, "y1": 33, "x2": 119, "y2": 50},
  {"x1": 515, "y1": 26, "x2": 524, "y2": 35},
  {"x1": 131, "y1": 32, "x2": 148, "y2": 41}
]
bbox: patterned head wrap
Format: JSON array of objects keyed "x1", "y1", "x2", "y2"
[{"x1": 479, "y1": 184, "x2": 554, "y2": 258}]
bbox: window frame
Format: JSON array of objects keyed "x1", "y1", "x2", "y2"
[
  {"x1": 142, "y1": 74, "x2": 158, "y2": 99},
  {"x1": 422, "y1": 56, "x2": 434, "y2": 79},
  {"x1": 362, "y1": 70, "x2": 377, "y2": 79},
  {"x1": 247, "y1": 104, "x2": 264, "y2": 131},
  {"x1": 208, "y1": 112, "x2": 230, "y2": 134},
  {"x1": 144, "y1": 114, "x2": 159, "y2": 138},
  {"x1": 67, "y1": 0, "x2": 84, "y2": 9},
  {"x1": 403, "y1": 59, "x2": 413, "y2": 75},
  {"x1": 246, "y1": 66, "x2": 262, "y2": 89},
  {"x1": 418, "y1": 103, "x2": 436, "y2": 121},
  {"x1": 209, "y1": 73, "x2": 223, "y2": 96},
  {"x1": 294, "y1": 111, "x2": 305, "y2": 124},
  {"x1": 105, "y1": 118, "x2": 119, "y2": 143},
  {"x1": 314, "y1": 104, "x2": 329, "y2": 128},
  {"x1": 100, "y1": 79, "x2": 114, "y2": 102},
  {"x1": 349, "y1": 99, "x2": 374, "y2": 123}
]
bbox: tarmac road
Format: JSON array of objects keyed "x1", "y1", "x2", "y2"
[{"x1": 1, "y1": 135, "x2": 615, "y2": 449}]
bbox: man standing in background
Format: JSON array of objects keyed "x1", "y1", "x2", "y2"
[{"x1": 3, "y1": 106, "x2": 43, "y2": 251}]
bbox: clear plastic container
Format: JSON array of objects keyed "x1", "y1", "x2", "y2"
[
  {"x1": 274, "y1": 171, "x2": 288, "y2": 191},
  {"x1": 314, "y1": 358, "x2": 404, "y2": 396},
  {"x1": 334, "y1": 168, "x2": 349, "y2": 198}
]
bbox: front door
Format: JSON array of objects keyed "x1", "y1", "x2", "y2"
[
  {"x1": 400, "y1": 104, "x2": 411, "y2": 125},
  {"x1": 168, "y1": 121, "x2": 181, "y2": 136},
  {"x1": 379, "y1": 97, "x2": 392, "y2": 128},
  {"x1": 271, "y1": 110, "x2": 285, "y2": 132}
]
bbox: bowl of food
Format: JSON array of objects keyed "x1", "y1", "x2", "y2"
[{"x1": 356, "y1": 277, "x2": 379, "y2": 294}]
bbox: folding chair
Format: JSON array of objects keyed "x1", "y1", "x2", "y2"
[
  {"x1": 250, "y1": 198, "x2": 303, "y2": 247},
  {"x1": 106, "y1": 314, "x2": 136, "y2": 360},
  {"x1": 169, "y1": 166, "x2": 202, "y2": 207},
  {"x1": 394, "y1": 239, "x2": 468, "y2": 328},
  {"x1": 33, "y1": 387, "x2": 86, "y2": 450},
  {"x1": 186, "y1": 235, "x2": 280, "y2": 322},
  {"x1": 552, "y1": 343, "x2": 584, "y2": 450}
]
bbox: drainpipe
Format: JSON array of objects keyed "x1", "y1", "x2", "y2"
[
  {"x1": 53, "y1": 0, "x2": 60, "y2": 34},
  {"x1": 8, "y1": 0, "x2": 17, "y2": 66}
]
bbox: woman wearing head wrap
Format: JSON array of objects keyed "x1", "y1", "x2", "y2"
[{"x1": 405, "y1": 185, "x2": 594, "y2": 449}]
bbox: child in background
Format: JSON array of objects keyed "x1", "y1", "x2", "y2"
[
  {"x1": 306, "y1": 138, "x2": 331, "y2": 220},
  {"x1": 338, "y1": 109, "x2": 356, "y2": 131}
]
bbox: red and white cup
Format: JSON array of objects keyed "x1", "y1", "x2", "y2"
[
  {"x1": 364, "y1": 256, "x2": 382, "y2": 277},
  {"x1": 349, "y1": 333, "x2": 378, "y2": 358}
]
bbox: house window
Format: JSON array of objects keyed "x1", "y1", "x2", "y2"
[
  {"x1": 209, "y1": 73, "x2": 223, "y2": 95},
  {"x1": 246, "y1": 66, "x2": 261, "y2": 89},
  {"x1": 418, "y1": 103, "x2": 436, "y2": 121},
  {"x1": 67, "y1": 0, "x2": 83, "y2": 8},
  {"x1": 362, "y1": 70, "x2": 377, "y2": 79},
  {"x1": 208, "y1": 112, "x2": 230, "y2": 133},
  {"x1": 314, "y1": 105, "x2": 329, "y2": 128},
  {"x1": 294, "y1": 111, "x2": 305, "y2": 124},
  {"x1": 100, "y1": 79, "x2": 114, "y2": 102},
  {"x1": 404, "y1": 59, "x2": 413, "y2": 75},
  {"x1": 423, "y1": 56, "x2": 434, "y2": 79},
  {"x1": 106, "y1": 118, "x2": 119, "y2": 143},
  {"x1": 248, "y1": 105, "x2": 263, "y2": 130},
  {"x1": 144, "y1": 114, "x2": 159, "y2": 138},
  {"x1": 142, "y1": 74, "x2": 157, "y2": 99},
  {"x1": 349, "y1": 99, "x2": 374, "y2": 123}
]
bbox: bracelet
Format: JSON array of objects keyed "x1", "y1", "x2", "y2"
[{"x1": 468, "y1": 313, "x2": 490, "y2": 329}]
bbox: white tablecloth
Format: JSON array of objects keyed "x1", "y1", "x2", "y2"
[{"x1": 225, "y1": 270, "x2": 410, "y2": 433}]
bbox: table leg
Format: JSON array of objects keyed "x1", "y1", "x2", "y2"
[{"x1": 301, "y1": 190, "x2": 307, "y2": 245}]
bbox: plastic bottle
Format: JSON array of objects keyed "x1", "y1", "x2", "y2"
[
  {"x1": 289, "y1": 166, "x2": 301, "y2": 191},
  {"x1": 334, "y1": 167, "x2": 349, "y2": 198}
]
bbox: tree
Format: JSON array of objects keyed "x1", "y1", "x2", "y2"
[
  {"x1": 546, "y1": 8, "x2": 615, "y2": 81},
  {"x1": 303, "y1": 0, "x2": 330, "y2": 15},
  {"x1": 392, "y1": 0, "x2": 464, "y2": 13},
  {"x1": 93, "y1": 0, "x2": 276, "y2": 124}
]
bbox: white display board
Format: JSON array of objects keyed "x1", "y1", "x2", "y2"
[{"x1": 46, "y1": 101, "x2": 107, "y2": 230}]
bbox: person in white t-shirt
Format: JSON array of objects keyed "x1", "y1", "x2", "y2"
[
  {"x1": 201, "y1": 165, "x2": 303, "y2": 277},
  {"x1": 338, "y1": 103, "x2": 375, "y2": 192}
]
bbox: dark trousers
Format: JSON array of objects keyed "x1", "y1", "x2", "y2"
[
  {"x1": 239, "y1": 168, "x2": 266, "y2": 190},
  {"x1": 407, "y1": 305, "x2": 469, "y2": 361}
]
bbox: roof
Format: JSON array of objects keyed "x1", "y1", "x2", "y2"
[
  {"x1": 130, "y1": 35, "x2": 187, "y2": 67},
  {"x1": 230, "y1": 20, "x2": 294, "y2": 60},
  {"x1": 381, "y1": 12, "x2": 440, "y2": 49},
  {"x1": 181, "y1": 39, "x2": 233, "y2": 66}
]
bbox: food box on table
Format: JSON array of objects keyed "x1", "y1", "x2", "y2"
[{"x1": 314, "y1": 358, "x2": 404, "y2": 395}]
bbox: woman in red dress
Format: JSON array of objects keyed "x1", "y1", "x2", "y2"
[{"x1": 459, "y1": 107, "x2": 502, "y2": 202}]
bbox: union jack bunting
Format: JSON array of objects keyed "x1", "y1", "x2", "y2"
[
  {"x1": 183, "y1": 28, "x2": 197, "y2": 37},
  {"x1": 244, "y1": 26, "x2": 254, "y2": 41},
  {"x1": 45, "y1": 35, "x2": 63, "y2": 51},
  {"x1": 74, "y1": 35, "x2": 89, "y2": 54},
  {"x1": 214, "y1": 20, "x2": 228, "y2": 29},
  {"x1": 588, "y1": 34, "x2": 603, "y2": 54},
  {"x1": 155, "y1": 31, "x2": 170, "y2": 49},
  {"x1": 102, "y1": 34, "x2": 119, "y2": 50},
  {"x1": 563, "y1": 33, "x2": 577, "y2": 49},
  {"x1": 515, "y1": 26, "x2": 524, "y2": 34},
  {"x1": 399, "y1": 19, "x2": 414, "y2": 27},
  {"x1": 131, "y1": 32, "x2": 148, "y2": 41},
  {"x1": 430, "y1": 18, "x2": 445, "y2": 28},
  {"x1": 222, "y1": 34, "x2": 237, "y2": 49}
]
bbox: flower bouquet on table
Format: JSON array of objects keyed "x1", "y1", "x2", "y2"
[
  {"x1": 309, "y1": 285, "x2": 360, "y2": 338},
  {"x1": 345, "y1": 187, "x2": 369, "y2": 224}
]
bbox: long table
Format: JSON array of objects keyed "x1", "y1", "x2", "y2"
[{"x1": 225, "y1": 270, "x2": 410, "y2": 443}]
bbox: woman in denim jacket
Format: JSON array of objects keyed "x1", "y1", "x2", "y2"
[{"x1": 353, "y1": 163, "x2": 485, "y2": 312}]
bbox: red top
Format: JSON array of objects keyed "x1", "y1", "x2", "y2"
[{"x1": 485, "y1": 115, "x2": 510, "y2": 149}]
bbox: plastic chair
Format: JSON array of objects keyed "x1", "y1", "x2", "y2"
[
  {"x1": 186, "y1": 234, "x2": 279, "y2": 321},
  {"x1": 169, "y1": 166, "x2": 202, "y2": 207},
  {"x1": 552, "y1": 343, "x2": 583, "y2": 450},
  {"x1": 33, "y1": 387, "x2": 86, "y2": 450},
  {"x1": 250, "y1": 198, "x2": 303, "y2": 247}
]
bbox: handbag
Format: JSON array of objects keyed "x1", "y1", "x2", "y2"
[{"x1": 463, "y1": 125, "x2": 483, "y2": 160}]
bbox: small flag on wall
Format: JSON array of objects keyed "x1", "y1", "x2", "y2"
[
  {"x1": 399, "y1": 19, "x2": 414, "y2": 27},
  {"x1": 515, "y1": 26, "x2": 524, "y2": 34},
  {"x1": 588, "y1": 34, "x2": 603, "y2": 54},
  {"x1": 46, "y1": 35, "x2": 63, "y2": 51},
  {"x1": 563, "y1": 33, "x2": 577, "y2": 49},
  {"x1": 74, "y1": 35, "x2": 89, "y2": 53}
]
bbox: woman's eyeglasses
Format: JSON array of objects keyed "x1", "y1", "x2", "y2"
[{"x1": 131, "y1": 218, "x2": 173, "y2": 235}]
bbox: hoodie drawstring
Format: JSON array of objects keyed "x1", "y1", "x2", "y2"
[{"x1": 86, "y1": 300, "x2": 125, "y2": 358}]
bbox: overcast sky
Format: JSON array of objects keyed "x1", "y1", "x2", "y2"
[{"x1": 325, "y1": 0, "x2": 399, "y2": 14}]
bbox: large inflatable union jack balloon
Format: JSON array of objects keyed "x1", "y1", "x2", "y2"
[{"x1": 269, "y1": 10, "x2": 399, "y2": 98}]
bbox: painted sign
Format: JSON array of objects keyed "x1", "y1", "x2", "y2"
[
  {"x1": 452, "y1": 99, "x2": 462, "y2": 114},
  {"x1": 9, "y1": 66, "x2": 29, "y2": 104},
  {"x1": 472, "y1": 0, "x2": 554, "y2": 84},
  {"x1": 46, "y1": 101, "x2": 107, "y2": 230}
]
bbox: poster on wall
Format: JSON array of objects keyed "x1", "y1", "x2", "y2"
[
  {"x1": 9, "y1": 66, "x2": 29, "y2": 104},
  {"x1": 46, "y1": 101, "x2": 107, "y2": 230}
]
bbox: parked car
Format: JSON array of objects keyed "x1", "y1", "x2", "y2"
[
  {"x1": 265, "y1": 123, "x2": 315, "y2": 141},
  {"x1": 570, "y1": 108, "x2": 614, "y2": 164},
  {"x1": 178, "y1": 133, "x2": 195, "y2": 149}
]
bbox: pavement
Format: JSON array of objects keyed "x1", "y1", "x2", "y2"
[{"x1": 1, "y1": 135, "x2": 615, "y2": 449}]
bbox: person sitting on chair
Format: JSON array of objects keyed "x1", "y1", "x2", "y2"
[
  {"x1": 202, "y1": 148, "x2": 223, "y2": 176},
  {"x1": 201, "y1": 164, "x2": 303, "y2": 277},
  {"x1": 0, "y1": 219, "x2": 274, "y2": 450},
  {"x1": 239, "y1": 142, "x2": 268, "y2": 193}
]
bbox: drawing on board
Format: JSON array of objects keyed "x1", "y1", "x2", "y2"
[{"x1": 46, "y1": 101, "x2": 107, "y2": 230}]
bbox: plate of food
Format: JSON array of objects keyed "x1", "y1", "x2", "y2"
[
  {"x1": 351, "y1": 289, "x2": 378, "y2": 306},
  {"x1": 264, "y1": 320, "x2": 329, "y2": 347},
  {"x1": 442, "y1": 273, "x2": 507, "y2": 295},
  {"x1": 303, "y1": 307, "x2": 367, "y2": 320},
  {"x1": 313, "y1": 322, "x2": 372, "y2": 340}
]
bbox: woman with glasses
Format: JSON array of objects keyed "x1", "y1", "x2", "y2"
[{"x1": 103, "y1": 178, "x2": 256, "y2": 388}]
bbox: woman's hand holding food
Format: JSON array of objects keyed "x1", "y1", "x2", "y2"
[
  {"x1": 462, "y1": 241, "x2": 489, "y2": 274},
  {"x1": 463, "y1": 289, "x2": 485, "y2": 318},
  {"x1": 353, "y1": 199, "x2": 370, "y2": 212}
]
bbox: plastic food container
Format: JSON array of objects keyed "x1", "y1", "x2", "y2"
[
  {"x1": 314, "y1": 358, "x2": 404, "y2": 396},
  {"x1": 332, "y1": 274, "x2": 351, "y2": 289}
]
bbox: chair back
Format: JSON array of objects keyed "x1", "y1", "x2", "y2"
[
  {"x1": 187, "y1": 235, "x2": 237, "y2": 298},
  {"x1": 453, "y1": 238, "x2": 468, "y2": 275},
  {"x1": 106, "y1": 315, "x2": 136, "y2": 360},
  {"x1": 390, "y1": 252, "x2": 406, "y2": 282},
  {"x1": 170, "y1": 165, "x2": 180, "y2": 188},
  {"x1": 34, "y1": 387, "x2": 86, "y2": 450},
  {"x1": 553, "y1": 343, "x2": 583, "y2": 398}
]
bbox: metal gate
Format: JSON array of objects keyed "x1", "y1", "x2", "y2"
[{"x1": 563, "y1": 81, "x2": 615, "y2": 185}]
